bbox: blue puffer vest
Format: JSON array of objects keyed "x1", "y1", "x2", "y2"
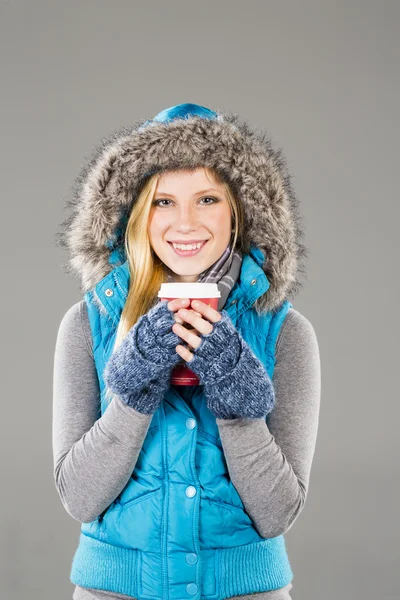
[{"x1": 69, "y1": 245, "x2": 294, "y2": 600}]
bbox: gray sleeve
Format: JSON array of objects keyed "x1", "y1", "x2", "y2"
[
  {"x1": 52, "y1": 301, "x2": 153, "y2": 524},
  {"x1": 216, "y1": 308, "x2": 321, "y2": 539}
]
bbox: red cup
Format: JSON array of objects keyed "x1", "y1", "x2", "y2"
[{"x1": 158, "y1": 282, "x2": 221, "y2": 385}]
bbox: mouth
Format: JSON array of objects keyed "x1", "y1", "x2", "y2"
[{"x1": 167, "y1": 240, "x2": 209, "y2": 257}]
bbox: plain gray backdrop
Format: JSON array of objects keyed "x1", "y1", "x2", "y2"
[{"x1": 1, "y1": 1, "x2": 399, "y2": 599}]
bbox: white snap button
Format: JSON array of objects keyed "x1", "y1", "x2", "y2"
[
  {"x1": 105, "y1": 288, "x2": 113, "y2": 297},
  {"x1": 250, "y1": 279, "x2": 257, "y2": 286},
  {"x1": 230, "y1": 299, "x2": 237, "y2": 305},
  {"x1": 186, "y1": 583, "x2": 198, "y2": 595},
  {"x1": 186, "y1": 418, "x2": 196, "y2": 430},
  {"x1": 185, "y1": 486, "x2": 197, "y2": 498},
  {"x1": 186, "y1": 553, "x2": 198, "y2": 565}
]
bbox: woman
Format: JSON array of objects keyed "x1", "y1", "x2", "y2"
[{"x1": 53, "y1": 103, "x2": 321, "y2": 600}]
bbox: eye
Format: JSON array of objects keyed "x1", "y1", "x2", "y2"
[
  {"x1": 152, "y1": 197, "x2": 219, "y2": 207},
  {"x1": 152, "y1": 198, "x2": 172, "y2": 207},
  {"x1": 200, "y1": 196, "x2": 218, "y2": 205}
]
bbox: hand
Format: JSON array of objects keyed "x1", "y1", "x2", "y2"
[
  {"x1": 172, "y1": 300, "x2": 242, "y2": 384},
  {"x1": 172, "y1": 299, "x2": 275, "y2": 419},
  {"x1": 168, "y1": 298, "x2": 204, "y2": 362},
  {"x1": 103, "y1": 299, "x2": 190, "y2": 413},
  {"x1": 171, "y1": 299, "x2": 222, "y2": 363}
]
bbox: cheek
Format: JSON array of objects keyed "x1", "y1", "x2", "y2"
[
  {"x1": 212, "y1": 207, "x2": 232, "y2": 236},
  {"x1": 148, "y1": 214, "x2": 166, "y2": 244}
]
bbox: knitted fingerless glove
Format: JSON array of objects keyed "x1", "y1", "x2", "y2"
[
  {"x1": 188, "y1": 310, "x2": 276, "y2": 419},
  {"x1": 103, "y1": 300, "x2": 182, "y2": 414}
]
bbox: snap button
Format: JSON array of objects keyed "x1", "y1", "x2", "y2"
[
  {"x1": 250, "y1": 279, "x2": 257, "y2": 286},
  {"x1": 105, "y1": 288, "x2": 114, "y2": 297},
  {"x1": 230, "y1": 299, "x2": 237, "y2": 305},
  {"x1": 185, "y1": 486, "x2": 197, "y2": 498},
  {"x1": 186, "y1": 583, "x2": 198, "y2": 595},
  {"x1": 186, "y1": 553, "x2": 198, "y2": 565},
  {"x1": 186, "y1": 418, "x2": 196, "y2": 430}
]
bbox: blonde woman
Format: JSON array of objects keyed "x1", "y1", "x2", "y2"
[{"x1": 53, "y1": 103, "x2": 321, "y2": 600}]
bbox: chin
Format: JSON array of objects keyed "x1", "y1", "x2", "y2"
[{"x1": 166, "y1": 260, "x2": 209, "y2": 280}]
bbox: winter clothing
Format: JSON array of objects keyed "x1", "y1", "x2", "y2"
[
  {"x1": 185, "y1": 308, "x2": 276, "y2": 419},
  {"x1": 56, "y1": 102, "x2": 307, "y2": 312},
  {"x1": 102, "y1": 244, "x2": 250, "y2": 417},
  {"x1": 104, "y1": 279, "x2": 276, "y2": 419},
  {"x1": 103, "y1": 299, "x2": 182, "y2": 413},
  {"x1": 52, "y1": 299, "x2": 321, "y2": 600},
  {"x1": 71, "y1": 248, "x2": 293, "y2": 599},
  {"x1": 54, "y1": 102, "x2": 311, "y2": 599}
]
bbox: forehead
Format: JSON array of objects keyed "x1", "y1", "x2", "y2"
[{"x1": 156, "y1": 167, "x2": 222, "y2": 192}]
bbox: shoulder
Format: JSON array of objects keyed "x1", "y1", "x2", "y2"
[
  {"x1": 58, "y1": 300, "x2": 87, "y2": 330},
  {"x1": 276, "y1": 307, "x2": 320, "y2": 361},
  {"x1": 56, "y1": 300, "x2": 93, "y2": 357},
  {"x1": 57, "y1": 301, "x2": 81, "y2": 335}
]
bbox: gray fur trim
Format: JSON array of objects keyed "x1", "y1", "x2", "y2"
[
  {"x1": 55, "y1": 111, "x2": 308, "y2": 312},
  {"x1": 92, "y1": 288, "x2": 109, "y2": 317}
]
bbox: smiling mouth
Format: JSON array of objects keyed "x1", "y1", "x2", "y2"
[{"x1": 168, "y1": 240, "x2": 209, "y2": 257}]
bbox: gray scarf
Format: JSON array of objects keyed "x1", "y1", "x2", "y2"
[{"x1": 166, "y1": 245, "x2": 243, "y2": 311}]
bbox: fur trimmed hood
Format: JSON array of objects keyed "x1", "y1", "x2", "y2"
[{"x1": 55, "y1": 103, "x2": 308, "y2": 312}]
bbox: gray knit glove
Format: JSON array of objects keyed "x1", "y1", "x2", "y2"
[
  {"x1": 103, "y1": 300, "x2": 182, "y2": 414},
  {"x1": 188, "y1": 309, "x2": 276, "y2": 419}
]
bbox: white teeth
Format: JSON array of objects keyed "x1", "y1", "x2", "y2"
[{"x1": 172, "y1": 242, "x2": 204, "y2": 250}]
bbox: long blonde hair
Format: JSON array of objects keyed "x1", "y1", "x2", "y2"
[{"x1": 112, "y1": 166, "x2": 244, "y2": 353}]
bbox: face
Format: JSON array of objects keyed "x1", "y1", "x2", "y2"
[{"x1": 148, "y1": 168, "x2": 232, "y2": 282}]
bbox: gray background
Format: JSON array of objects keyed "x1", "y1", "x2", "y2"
[{"x1": 1, "y1": 1, "x2": 399, "y2": 599}]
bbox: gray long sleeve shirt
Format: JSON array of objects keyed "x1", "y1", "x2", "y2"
[{"x1": 52, "y1": 301, "x2": 321, "y2": 600}]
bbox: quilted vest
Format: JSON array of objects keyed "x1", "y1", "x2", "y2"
[{"x1": 69, "y1": 246, "x2": 294, "y2": 599}]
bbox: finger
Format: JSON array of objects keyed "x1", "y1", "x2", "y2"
[
  {"x1": 177, "y1": 307, "x2": 214, "y2": 335},
  {"x1": 174, "y1": 310, "x2": 201, "y2": 325},
  {"x1": 166, "y1": 298, "x2": 190, "y2": 324},
  {"x1": 175, "y1": 323, "x2": 200, "y2": 334},
  {"x1": 176, "y1": 344, "x2": 194, "y2": 363},
  {"x1": 167, "y1": 298, "x2": 190, "y2": 313},
  {"x1": 172, "y1": 322, "x2": 202, "y2": 350},
  {"x1": 187, "y1": 327, "x2": 200, "y2": 335},
  {"x1": 190, "y1": 299, "x2": 222, "y2": 323},
  {"x1": 182, "y1": 327, "x2": 201, "y2": 339},
  {"x1": 173, "y1": 322, "x2": 201, "y2": 347}
]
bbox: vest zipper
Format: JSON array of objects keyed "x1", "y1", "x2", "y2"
[{"x1": 159, "y1": 406, "x2": 169, "y2": 597}]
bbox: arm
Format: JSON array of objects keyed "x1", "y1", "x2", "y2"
[
  {"x1": 216, "y1": 309, "x2": 321, "y2": 539},
  {"x1": 52, "y1": 301, "x2": 153, "y2": 524}
]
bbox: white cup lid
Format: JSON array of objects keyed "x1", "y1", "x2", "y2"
[{"x1": 158, "y1": 282, "x2": 221, "y2": 298}]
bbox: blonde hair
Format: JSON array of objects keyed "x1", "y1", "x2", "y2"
[{"x1": 104, "y1": 167, "x2": 243, "y2": 402}]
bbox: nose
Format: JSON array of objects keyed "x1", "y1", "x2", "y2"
[{"x1": 174, "y1": 204, "x2": 200, "y2": 233}]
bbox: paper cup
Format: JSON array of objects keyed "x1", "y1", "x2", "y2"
[{"x1": 158, "y1": 282, "x2": 221, "y2": 385}]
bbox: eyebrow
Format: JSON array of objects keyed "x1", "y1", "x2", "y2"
[{"x1": 154, "y1": 188, "x2": 220, "y2": 198}]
